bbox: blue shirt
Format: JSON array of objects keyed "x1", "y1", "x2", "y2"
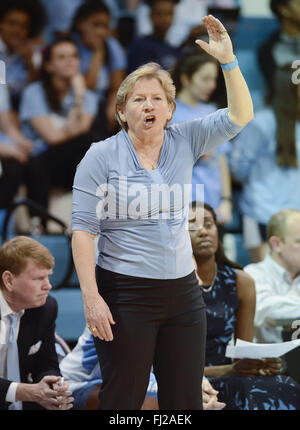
[
  {"x1": 19, "y1": 81, "x2": 98, "y2": 156},
  {"x1": 72, "y1": 108, "x2": 242, "y2": 279},
  {"x1": 72, "y1": 33, "x2": 127, "y2": 103},
  {"x1": 172, "y1": 100, "x2": 231, "y2": 208},
  {"x1": 229, "y1": 108, "x2": 300, "y2": 224}
]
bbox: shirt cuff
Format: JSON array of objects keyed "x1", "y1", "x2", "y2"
[{"x1": 6, "y1": 382, "x2": 19, "y2": 403}]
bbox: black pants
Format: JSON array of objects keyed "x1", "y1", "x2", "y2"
[
  {"x1": 94, "y1": 266, "x2": 207, "y2": 410},
  {"x1": 0, "y1": 158, "x2": 24, "y2": 209}
]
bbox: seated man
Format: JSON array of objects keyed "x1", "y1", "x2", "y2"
[
  {"x1": 244, "y1": 209, "x2": 300, "y2": 343},
  {"x1": 60, "y1": 325, "x2": 225, "y2": 410},
  {"x1": 0, "y1": 236, "x2": 74, "y2": 410}
]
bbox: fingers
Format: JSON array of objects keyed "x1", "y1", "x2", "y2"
[
  {"x1": 88, "y1": 320, "x2": 114, "y2": 341},
  {"x1": 42, "y1": 375, "x2": 61, "y2": 385},
  {"x1": 203, "y1": 15, "x2": 227, "y2": 35},
  {"x1": 86, "y1": 298, "x2": 116, "y2": 341},
  {"x1": 203, "y1": 396, "x2": 226, "y2": 410},
  {"x1": 202, "y1": 378, "x2": 218, "y2": 395},
  {"x1": 46, "y1": 396, "x2": 74, "y2": 410},
  {"x1": 195, "y1": 39, "x2": 210, "y2": 55}
]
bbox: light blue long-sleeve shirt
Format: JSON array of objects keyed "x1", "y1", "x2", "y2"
[
  {"x1": 72, "y1": 108, "x2": 242, "y2": 279},
  {"x1": 229, "y1": 108, "x2": 300, "y2": 224}
]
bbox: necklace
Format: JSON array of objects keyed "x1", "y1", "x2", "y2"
[
  {"x1": 200, "y1": 263, "x2": 218, "y2": 293},
  {"x1": 138, "y1": 152, "x2": 158, "y2": 170}
]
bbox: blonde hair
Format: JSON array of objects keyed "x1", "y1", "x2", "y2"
[
  {"x1": 267, "y1": 209, "x2": 300, "y2": 242},
  {"x1": 115, "y1": 62, "x2": 176, "y2": 130},
  {"x1": 0, "y1": 236, "x2": 54, "y2": 288}
]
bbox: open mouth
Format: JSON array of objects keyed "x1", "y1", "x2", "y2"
[{"x1": 144, "y1": 115, "x2": 155, "y2": 127}]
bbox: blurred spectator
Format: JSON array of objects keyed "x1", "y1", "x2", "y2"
[
  {"x1": 45, "y1": 0, "x2": 120, "y2": 41},
  {"x1": 0, "y1": 84, "x2": 32, "y2": 210},
  {"x1": 258, "y1": 0, "x2": 300, "y2": 103},
  {"x1": 71, "y1": 0, "x2": 127, "y2": 135},
  {"x1": 244, "y1": 209, "x2": 300, "y2": 344},
  {"x1": 189, "y1": 202, "x2": 300, "y2": 410},
  {"x1": 135, "y1": 0, "x2": 237, "y2": 48},
  {"x1": 171, "y1": 52, "x2": 233, "y2": 226},
  {"x1": 229, "y1": 66, "x2": 300, "y2": 263},
  {"x1": 127, "y1": 0, "x2": 181, "y2": 73},
  {"x1": 19, "y1": 38, "x2": 98, "y2": 216},
  {"x1": 0, "y1": 0, "x2": 46, "y2": 110}
]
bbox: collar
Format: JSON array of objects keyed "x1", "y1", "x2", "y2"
[
  {"x1": 0, "y1": 289, "x2": 24, "y2": 319},
  {"x1": 264, "y1": 253, "x2": 300, "y2": 284}
]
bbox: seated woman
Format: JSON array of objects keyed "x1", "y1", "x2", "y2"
[
  {"x1": 71, "y1": 0, "x2": 127, "y2": 136},
  {"x1": 0, "y1": 0, "x2": 46, "y2": 110},
  {"x1": 189, "y1": 201, "x2": 300, "y2": 410},
  {"x1": 59, "y1": 326, "x2": 225, "y2": 410},
  {"x1": 19, "y1": 38, "x2": 98, "y2": 214}
]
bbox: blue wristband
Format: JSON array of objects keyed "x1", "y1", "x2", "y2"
[{"x1": 220, "y1": 56, "x2": 238, "y2": 71}]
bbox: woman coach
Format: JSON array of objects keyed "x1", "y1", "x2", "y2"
[{"x1": 71, "y1": 15, "x2": 253, "y2": 410}]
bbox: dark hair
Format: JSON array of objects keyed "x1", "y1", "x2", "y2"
[
  {"x1": 190, "y1": 201, "x2": 242, "y2": 270},
  {"x1": 271, "y1": 65, "x2": 298, "y2": 167},
  {"x1": 0, "y1": 0, "x2": 47, "y2": 38},
  {"x1": 40, "y1": 38, "x2": 78, "y2": 112},
  {"x1": 270, "y1": 0, "x2": 290, "y2": 19},
  {"x1": 72, "y1": 0, "x2": 110, "y2": 32},
  {"x1": 171, "y1": 51, "x2": 218, "y2": 94}
]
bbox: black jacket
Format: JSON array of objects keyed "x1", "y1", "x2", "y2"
[{"x1": 0, "y1": 295, "x2": 61, "y2": 410}]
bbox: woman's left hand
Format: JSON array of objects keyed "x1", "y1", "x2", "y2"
[
  {"x1": 195, "y1": 15, "x2": 235, "y2": 64},
  {"x1": 259, "y1": 358, "x2": 282, "y2": 376}
]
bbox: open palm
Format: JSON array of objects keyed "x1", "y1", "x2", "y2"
[{"x1": 195, "y1": 15, "x2": 234, "y2": 64}]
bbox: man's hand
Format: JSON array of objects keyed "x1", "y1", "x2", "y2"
[
  {"x1": 202, "y1": 378, "x2": 226, "y2": 410},
  {"x1": 16, "y1": 376, "x2": 74, "y2": 410}
]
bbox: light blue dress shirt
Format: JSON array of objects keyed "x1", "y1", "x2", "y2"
[
  {"x1": 19, "y1": 81, "x2": 98, "y2": 156},
  {"x1": 229, "y1": 108, "x2": 300, "y2": 224},
  {"x1": 72, "y1": 108, "x2": 242, "y2": 279}
]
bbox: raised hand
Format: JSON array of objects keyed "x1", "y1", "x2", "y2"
[{"x1": 195, "y1": 15, "x2": 235, "y2": 64}]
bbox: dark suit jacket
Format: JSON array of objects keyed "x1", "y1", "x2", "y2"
[{"x1": 0, "y1": 295, "x2": 61, "y2": 410}]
